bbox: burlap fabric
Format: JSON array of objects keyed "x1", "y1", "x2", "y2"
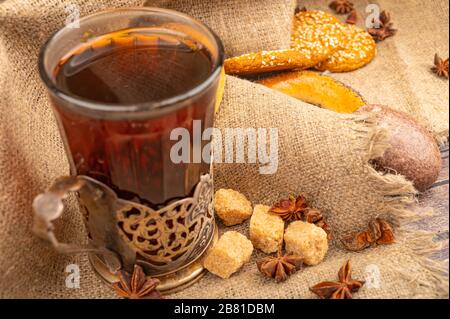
[
  {"x1": 144, "y1": 0, "x2": 297, "y2": 57},
  {"x1": 0, "y1": 0, "x2": 448, "y2": 298}
]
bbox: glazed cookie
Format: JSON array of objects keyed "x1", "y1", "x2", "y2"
[
  {"x1": 258, "y1": 70, "x2": 366, "y2": 113},
  {"x1": 315, "y1": 24, "x2": 376, "y2": 72}
]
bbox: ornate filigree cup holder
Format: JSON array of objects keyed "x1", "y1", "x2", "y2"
[{"x1": 32, "y1": 174, "x2": 217, "y2": 293}]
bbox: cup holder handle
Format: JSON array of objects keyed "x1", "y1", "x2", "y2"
[{"x1": 32, "y1": 176, "x2": 121, "y2": 273}]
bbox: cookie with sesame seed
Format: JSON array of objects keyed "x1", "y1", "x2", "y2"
[
  {"x1": 224, "y1": 49, "x2": 320, "y2": 75},
  {"x1": 290, "y1": 10, "x2": 345, "y2": 66},
  {"x1": 315, "y1": 24, "x2": 376, "y2": 72}
]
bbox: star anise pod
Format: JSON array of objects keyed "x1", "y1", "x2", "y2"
[
  {"x1": 431, "y1": 53, "x2": 449, "y2": 79},
  {"x1": 269, "y1": 194, "x2": 305, "y2": 221},
  {"x1": 329, "y1": 0, "x2": 354, "y2": 14},
  {"x1": 345, "y1": 10, "x2": 358, "y2": 24},
  {"x1": 113, "y1": 264, "x2": 162, "y2": 299},
  {"x1": 294, "y1": 6, "x2": 307, "y2": 14},
  {"x1": 340, "y1": 218, "x2": 394, "y2": 251},
  {"x1": 269, "y1": 195, "x2": 332, "y2": 239},
  {"x1": 368, "y1": 10, "x2": 397, "y2": 42},
  {"x1": 310, "y1": 260, "x2": 365, "y2": 299},
  {"x1": 256, "y1": 248, "x2": 304, "y2": 282}
]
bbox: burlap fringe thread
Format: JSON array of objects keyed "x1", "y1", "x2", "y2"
[{"x1": 351, "y1": 112, "x2": 448, "y2": 298}]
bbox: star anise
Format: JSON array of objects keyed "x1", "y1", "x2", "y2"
[
  {"x1": 269, "y1": 194, "x2": 305, "y2": 221},
  {"x1": 346, "y1": 10, "x2": 358, "y2": 24},
  {"x1": 113, "y1": 264, "x2": 162, "y2": 299},
  {"x1": 341, "y1": 218, "x2": 394, "y2": 251},
  {"x1": 368, "y1": 10, "x2": 397, "y2": 41},
  {"x1": 256, "y1": 248, "x2": 304, "y2": 282},
  {"x1": 269, "y1": 195, "x2": 332, "y2": 239},
  {"x1": 294, "y1": 6, "x2": 307, "y2": 14},
  {"x1": 431, "y1": 53, "x2": 449, "y2": 79},
  {"x1": 310, "y1": 260, "x2": 365, "y2": 299},
  {"x1": 329, "y1": 0, "x2": 354, "y2": 14}
]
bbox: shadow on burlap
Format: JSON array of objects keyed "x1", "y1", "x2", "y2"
[{"x1": 0, "y1": 0, "x2": 448, "y2": 298}]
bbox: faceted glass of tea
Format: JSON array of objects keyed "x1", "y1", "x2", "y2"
[{"x1": 38, "y1": 8, "x2": 224, "y2": 287}]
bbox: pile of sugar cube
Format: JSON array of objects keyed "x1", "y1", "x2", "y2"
[{"x1": 203, "y1": 189, "x2": 329, "y2": 279}]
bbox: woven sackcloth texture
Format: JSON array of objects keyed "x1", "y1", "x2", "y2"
[
  {"x1": 0, "y1": 0, "x2": 448, "y2": 298},
  {"x1": 144, "y1": 0, "x2": 297, "y2": 57}
]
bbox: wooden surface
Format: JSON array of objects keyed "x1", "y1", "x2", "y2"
[{"x1": 410, "y1": 142, "x2": 449, "y2": 260}]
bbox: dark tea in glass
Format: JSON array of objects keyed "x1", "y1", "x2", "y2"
[{"x1": 52, "y1": 28, "x2": 216, "y2": 207}]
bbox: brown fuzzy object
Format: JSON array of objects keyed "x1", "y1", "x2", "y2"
[{"x1": 358, "y1": 105, "x2": 441, "y2": 192}]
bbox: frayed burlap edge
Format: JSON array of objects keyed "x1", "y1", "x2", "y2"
[
  {"x1": 392, "y1": 229, "x2": 449, "y2": 298},
  {"x1": 350, "y1": 113, "x2": 448, "y2": 298}
]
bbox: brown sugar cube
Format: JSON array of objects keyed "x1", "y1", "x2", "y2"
[
  {"x1": 203, "y1": 231, "x2": 253, "y2": 279},
  {"x1": 249, "y1": 205, "x2": 284, "y2": 254},
  {"x1": 213, "y1": 189, "x2": 252, "y2": 226},
  {"x1": 284, "y1": 221, "x2": 328, "y2": 266}
]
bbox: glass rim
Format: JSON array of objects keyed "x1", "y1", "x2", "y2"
[{"x1": 38, "y1": 7, "x2": 225, "y2": 115}]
